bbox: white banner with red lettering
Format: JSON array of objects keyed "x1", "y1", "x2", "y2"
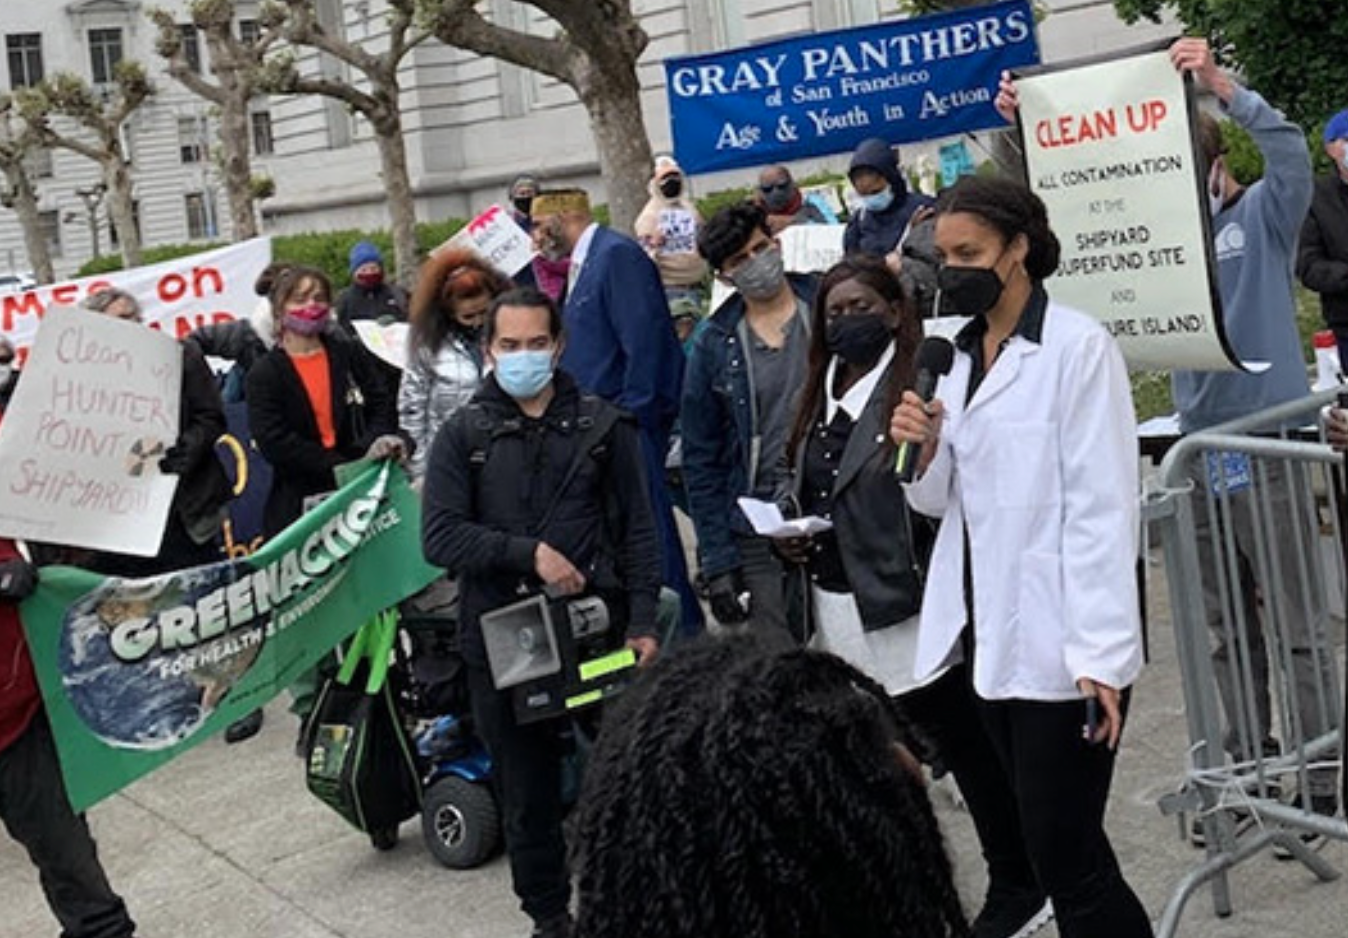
[
  {"x1": 0, "y1": 238, "x2": 272, "y2": 367},
  {"x1": 1015, "y1": 50, "x2": 1241, "y2": 371},
  {"x1": 439, "y1": 205, "x2": 535, "y2": 275}
]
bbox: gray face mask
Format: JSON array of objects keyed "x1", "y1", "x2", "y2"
[{"x1": 729, "y1": 246, "x2": 786, "y2": 301}]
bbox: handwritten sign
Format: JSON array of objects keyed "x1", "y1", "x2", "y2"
[
  {"x1": 664, "y1": 0, "x2": 1040, "y2": 174},
  {"x1": 0, "y1": 238, "x2": 272, "y2": 368},
  {"x1": 440, "y1": 204, "x2": 535, "y2": 275},
  {"x1": 0, "y1": 306, "x2": 182, "y2": 555},
  {"x1": 1016, "y1": 50, "x2": 1239, "y2": 370}
]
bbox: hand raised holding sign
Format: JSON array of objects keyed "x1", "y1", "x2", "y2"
[
  {"x1": 995, "y1": 70, "x2": 1019, "y2": 124},
  {"x1": 1168, "y1": 38, "x2": 1235, "y2": 104}
]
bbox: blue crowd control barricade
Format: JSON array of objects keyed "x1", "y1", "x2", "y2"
[{"x1": 1144, "y1": 389, "x2": 1347, "y2": 937}]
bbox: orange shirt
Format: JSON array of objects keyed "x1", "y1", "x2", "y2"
[{"x1": 289, "y1": 347, "x2": 336, "y2": 449}]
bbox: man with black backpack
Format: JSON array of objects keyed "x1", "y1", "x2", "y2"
[{"x1": 421, "y1": 286, "x2": 661, "y2": 938}]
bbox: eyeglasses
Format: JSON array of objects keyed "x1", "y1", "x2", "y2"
[{"x1": 759, "y1": 181, "x2": 791, "y2": 193}]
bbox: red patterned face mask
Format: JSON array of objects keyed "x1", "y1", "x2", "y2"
[
  {"x1": 284, "y1": 303, "x2": 329, "y2": 336},
  {"x1": 355, "y1": 271, "x2": 384, "y2": 289}
]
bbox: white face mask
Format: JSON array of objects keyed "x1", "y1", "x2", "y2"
[
  {"x1": 0, "y1": 364, "x2": 10, "y2": 388},
  {"x1": 1208, "y1": 160, "x2": 1226, "y2": 218}
]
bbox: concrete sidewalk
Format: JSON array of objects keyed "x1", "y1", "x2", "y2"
[{"x1": 5, "y1": 551, "x2": 1345, "y2": 938}]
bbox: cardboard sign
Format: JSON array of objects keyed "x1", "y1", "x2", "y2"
[
  {"x1": 441, "y1": 204, "x2": 535, "y2": 275},
  {"x1": 0, "y1": 238, "x2": 272, "y2": 368},
  {"x1": 1015, "y1": 49, "x2": 1241, "y2": 371},
  {"x1": 0, "y1": 306, "x2": 182, "y2": 555}
]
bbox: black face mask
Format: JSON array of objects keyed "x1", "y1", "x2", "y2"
[
  {"x1": 937, "y1": 264, "x2": 1005, "y2": 317},
  {"x1": 513, "y1": 196, "x2": 533, "y2": 215},
  {"x1": 659, "y1": 177, "x2": 683, "y2": 199},
  {"x1": 825, "y1": 312, "x2": 892, "y2": 366}
]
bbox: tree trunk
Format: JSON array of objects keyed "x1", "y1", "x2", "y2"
[
  {"x1": 3, "y1": 163, "x2": 54, "y2": 283},
  {"x1": 375, "y1": 111, "x2": 419, "y2": 288},
  {"x1": 105, "y1": 157, "x2": 141, "y2": 269},
  {"x1": 577, "y1": 64, "x2": 652, "y2": 235},
  {"x1": 218, "y1": 93, "x2": 258, "y2": 240}
]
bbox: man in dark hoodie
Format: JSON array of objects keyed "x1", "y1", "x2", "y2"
[{"x1": 843, "y1": 137, "x2": 934, "y2": 259}]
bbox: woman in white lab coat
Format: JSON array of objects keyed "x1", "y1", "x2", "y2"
[
  {"x1": 779, "y1": 255, "x2": 1048, "y2": 938},
  {"x1": 890, "y1": 176, "x2": 1151, "y2": 938}
]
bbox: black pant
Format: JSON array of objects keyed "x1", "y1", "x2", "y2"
[
  {"x1": 468, "y1": 665, "x2": 571, "y2": 923},
  {"x1": 0, "y1": 713, "x2": 136, "y2": 938},
  {"x1": 975, "y1": 692, "x2": 1153, "y2": 938},
  {"x1": 903, "y1": 666, "x2": 1040, "y2": 901}
]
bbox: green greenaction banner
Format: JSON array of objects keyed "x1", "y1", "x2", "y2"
[{"x1": 19, "y1": 460, "x2": 439, "y2": 811}]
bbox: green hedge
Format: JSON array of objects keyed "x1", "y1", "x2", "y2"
[{"x1": 76, "y1": 218, "x2": 468, "y2": 287}]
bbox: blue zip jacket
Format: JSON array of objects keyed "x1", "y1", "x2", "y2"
[{"x1": 680, "y1": 273, "x2": 817, "y2": 578}]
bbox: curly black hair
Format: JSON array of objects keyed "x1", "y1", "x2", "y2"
[
  {"x1": 571, "y1": 634, "x2": 969, "y2": 938},
  {"x1": 935, "y1": 176, "x2": 1061, "y2": 280},
  {"x1": 696, "y1": 201, "x2": 772, "y2": 272}
]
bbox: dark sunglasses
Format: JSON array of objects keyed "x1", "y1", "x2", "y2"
[{"x1": 759, "y1": 181, "x2": 791, "y2": 193}]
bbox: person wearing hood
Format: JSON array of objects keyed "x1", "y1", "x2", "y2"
[
  {"x1": 336, "y1": 240, "x2": 408, "y2": 331},
  {"x1": 756, "y1": 164, "x2": 828, "y2": 234},
  {"x1": 843, "y1": 138, "x2": 934, "y2": 259},
  {"x1": 508, "y1": 174, "x2": 539, "y2": 232},
  {"x1": 634, "y1": 155, "x2": 708, "y2": 310}
]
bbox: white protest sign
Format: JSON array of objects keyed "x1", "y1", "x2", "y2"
[
  {"x1": 0, "y1": 238, "x2": 272, "y2": 368},
  {"x1": 441, "y1": 204, "x2": 535, "y2": 275},
  {"x1": 1016, "y1": 50, "x2": 1238, "y2": 371},
  {"x1": 0, "y1": 306, "x2": 182, "y2": 556},
  {"x1": 352, "y1": 320, "x2": 410, "y2": 371}
]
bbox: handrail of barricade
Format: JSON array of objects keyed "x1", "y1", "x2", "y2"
[{"x1": 1144, "y1": 388, "x2": 1347, "y2": 938}]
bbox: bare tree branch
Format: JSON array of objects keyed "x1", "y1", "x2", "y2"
[{"x1": 423, "y1": 0, "x2": 573, "y2": 83}]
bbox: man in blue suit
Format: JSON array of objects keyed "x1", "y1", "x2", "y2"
[{"x1": 529, "y1": 189, "x2": 702, "y2": 636}]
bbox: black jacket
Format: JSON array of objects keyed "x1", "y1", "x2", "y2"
[
  {"x1": 843, "y1": 137, "x2": 935, "y2": 258},
  {"x1": 185, "y1": 319, "x2": 269, "y2": 375},
  {"x1": 336, "y1": 282, "x2": 408, "y2": 329},
  {"x1": 245, "y1": 334, "x2": 399, "y2": 535},
  {"x1": 174, "y1": 343, "x2": 234, "y2": 543},
  {"x1": 782, "y1": 356, "x2": 933, "y2": 628},
  {"x1": 421, "y1": 371, "x2": 661, "y2": 667},
  {"x1": 1298, "y1": 173, "x2": 1348, "y2": 329}
]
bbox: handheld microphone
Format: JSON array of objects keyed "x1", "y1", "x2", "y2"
[{"x1": 894, "y1": 336, "x2": 955, "y2": 481}]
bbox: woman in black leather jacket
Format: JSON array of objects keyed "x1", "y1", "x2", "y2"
[{"x1": 781, "y1": 257, "x2": 1048, "y2": 938}]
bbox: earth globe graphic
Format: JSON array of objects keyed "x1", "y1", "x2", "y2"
[{"x1": 58, "y1": 561, "x2": 264, "y2": 751}]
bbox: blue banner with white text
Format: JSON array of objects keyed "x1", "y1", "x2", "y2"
[{"x1": 664, "y1": 0, "x2": 1041, "y2": 174}]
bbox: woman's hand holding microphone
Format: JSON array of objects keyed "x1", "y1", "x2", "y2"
[{"x1": 889, "y1": 391, "x2": 945, "y2": 479}]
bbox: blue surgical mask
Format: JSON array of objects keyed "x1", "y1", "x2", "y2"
[
  {"x1": 494, "y1": 349, "x2": 554, "y2": 400},
  {"x1": 858, "y1": 187, "x2": 894, "y2": 213}
]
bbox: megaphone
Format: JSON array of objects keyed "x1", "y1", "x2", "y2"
[{"x1": 480, "y1": 594, "x2": 635, "y2": 724}]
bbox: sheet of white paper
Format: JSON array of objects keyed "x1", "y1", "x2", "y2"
[
  {"x1": 737, "y1": 497, "x2": 833, "y2": 537},
  {"x1": 352, "y1": 320, "x2": 409, "y2": 371}
]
